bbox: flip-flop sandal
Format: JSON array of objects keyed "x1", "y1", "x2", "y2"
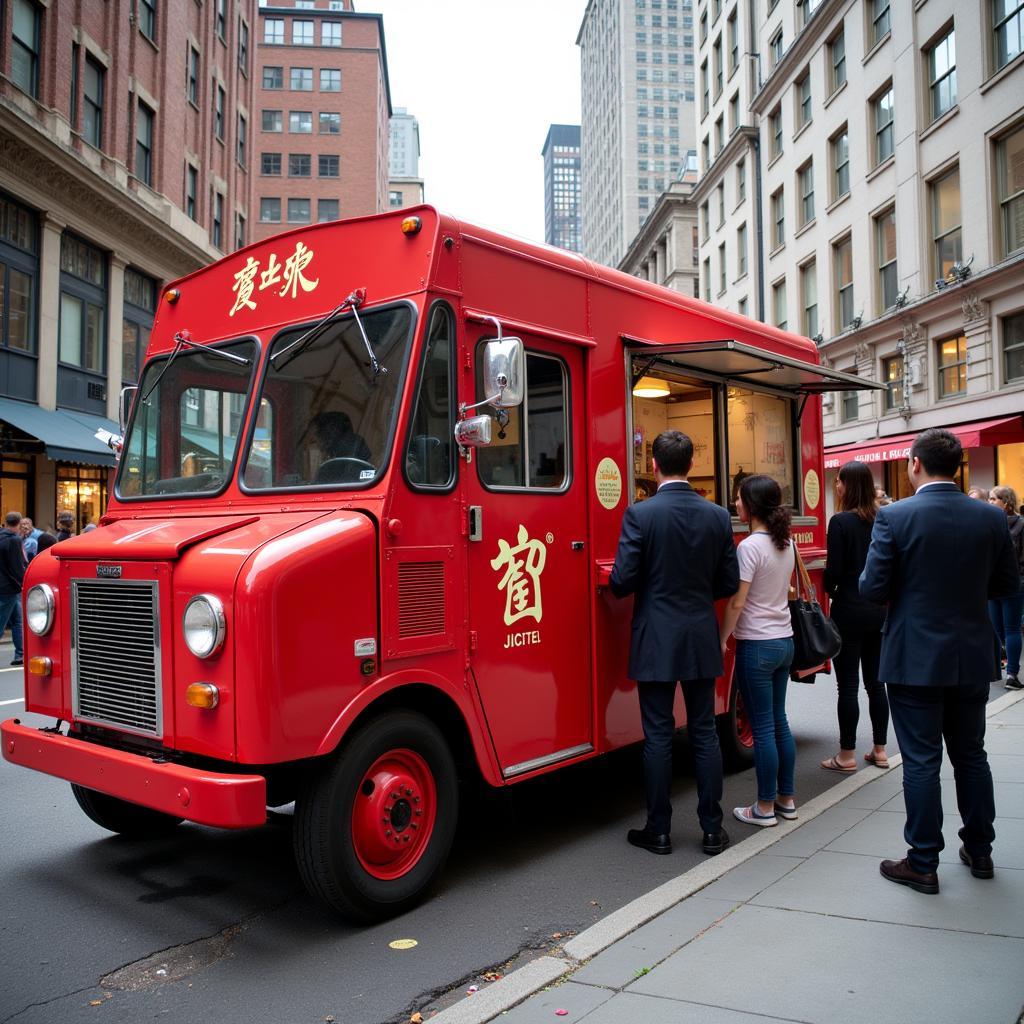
[
  {"x1": 864, "y1": 752, "x2": 890, "y2": 769},
  {"x1": 820, "y1": 756, "x2": 857, "y2": 773}
]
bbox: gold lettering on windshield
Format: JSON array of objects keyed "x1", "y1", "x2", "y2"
[{"x1": 226, "y1": 242, "x2": 319, "y2": 316}]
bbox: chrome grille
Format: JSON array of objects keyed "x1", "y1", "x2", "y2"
[{"x1": 72, "y1": 579, "x2": 161, "y2": 736}]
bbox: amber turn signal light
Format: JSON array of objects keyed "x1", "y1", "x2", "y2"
[
  {"x1": 28, "y1": 656, "x2": 52, "y2": 677},
  {"x1": 185, "y1": 682, "x2": 219, "y2": 709},
  {"x1": 400, "y1": 216, "x2": 421, "y2": 235},
  {"x1": 164, "y1": 288, "x2": 181, "y2": 304}
]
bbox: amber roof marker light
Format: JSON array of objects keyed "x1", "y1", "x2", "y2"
[
  {"x1": 401, "y1": 216, "x2": 422, "y2": 236},
  {"x1": 164, "y1": 288, "x2": 181, "y2": 304}
]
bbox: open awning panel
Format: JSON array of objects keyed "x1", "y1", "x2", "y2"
[{"x1": 0, "y1": 397, "x2": 119, "y2": 467}]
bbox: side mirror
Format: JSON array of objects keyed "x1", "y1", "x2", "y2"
[
  {"x1": 119, "y1": 386, "x2": 138, "y2": 433},
  {"x1": 454, "y1": 414, "x2": 492, "y2": 449},
  {"x1": 483, "y1": 337, "x2": 524, "y2": 409}
]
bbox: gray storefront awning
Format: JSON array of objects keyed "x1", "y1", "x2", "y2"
[{"x1": 0, "y1": 397, "x2": 119, "y2": 467}]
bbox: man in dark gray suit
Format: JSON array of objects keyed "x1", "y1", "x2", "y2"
[
  {"x1": 860, "y1": 428, "x2": 1020, "y2": 893},
  {"x1": 611, "y1": 430, "x2": 739, "y2": 856}
]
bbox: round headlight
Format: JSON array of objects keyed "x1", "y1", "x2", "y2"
[
  {"x1": 26, "y1": 584, "x2": 54, "y2": 636},
  {"x1": 182, "y1": 595, "x2": 226, "y2": 658}
]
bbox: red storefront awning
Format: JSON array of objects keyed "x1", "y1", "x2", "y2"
[{"x1": 824, "y1": 415, "x2": 1024, "y2": 470}]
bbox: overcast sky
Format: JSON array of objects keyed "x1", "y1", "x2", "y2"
[{"x1": 364, "y1": 1, "x2": 590, "y2": 244}]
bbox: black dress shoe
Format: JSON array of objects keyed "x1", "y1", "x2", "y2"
[
  {"x1": 627, "y1": 827, "x2": 671, "y2": 855},
  {"x1": 958, "y1": 846, "x2": 994, "y2": 879},
  {"x1": 879, "y1": 858, "x2": 939, "y2": 894},
  {"x1": 702, "y1": 829, "x2": 730, "y2": 856}
]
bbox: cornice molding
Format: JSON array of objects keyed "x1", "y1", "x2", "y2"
[{"x1": 691, "y1": 126, "x2": 759, "y2": 203}]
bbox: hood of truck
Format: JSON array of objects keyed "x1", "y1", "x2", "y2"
[{"x1": 51, "y1": 515, "x2": 262, "y2": 560}]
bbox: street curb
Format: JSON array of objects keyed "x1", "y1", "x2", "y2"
[{"x1": 426, "y1": 688, "x2": 1024, "y2": 1024}]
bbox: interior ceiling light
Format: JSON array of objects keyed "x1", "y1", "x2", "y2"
[{"x1": 632, "y1": 376, "x2": 671, "y2": 398}]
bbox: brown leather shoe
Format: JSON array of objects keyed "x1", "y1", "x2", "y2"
[
  {"x1": 879, "y1": 858, "x2": 939, "y2": 894},
  {"x1": 958, "y1": 846, "x2": 995, "y2": 879}
]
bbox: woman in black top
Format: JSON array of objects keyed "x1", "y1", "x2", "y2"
[{"x1": 821, "y1": 461, "x2": 889, "y2": 772}]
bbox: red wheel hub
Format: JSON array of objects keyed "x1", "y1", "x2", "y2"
[
  {"x1": 735, "y1": 692, "x2": 754, "y2": 749},
  {"x1": 351, "y1": 748, "x2": 437, "y2": 880}
]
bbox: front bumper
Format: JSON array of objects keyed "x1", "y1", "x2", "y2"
[{"x1": 1, "y1": 719, "x2": 267, "y2": 828}]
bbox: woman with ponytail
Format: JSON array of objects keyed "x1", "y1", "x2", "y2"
[{"x1": 720, "y1": 474, "x2": 797, "y2": 827}]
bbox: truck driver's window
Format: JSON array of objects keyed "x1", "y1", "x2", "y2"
[
  {"x1": 475, "y1": 348, "x2": 568, "y2": 490},
  {"x1": 726, "y1": 386, "x2": 795, "y2": 512},
  {"x1": 404, "y1": 304, "x2": 454, "y2": 489}
]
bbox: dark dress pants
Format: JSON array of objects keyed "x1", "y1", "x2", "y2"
[
  {"x1": 887, "y1": 679, "x2": 995, "y2": 874},
  {"x1": 637, "y1": 678, "x2": 723, "y2": 836},
  {"x1": 832, "y1": 608, "x2": 888, "y2": 750}
]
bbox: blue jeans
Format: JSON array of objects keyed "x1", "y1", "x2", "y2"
[
  {"x1": 989, "y1": 584, "x2": 1024, "y2": 676},
  {"x1": 0, "y1": 593, "x2": 23, "y2": 659},
  {"x1": 735, "y1": 637, "x2": 796, "y2": 803}
]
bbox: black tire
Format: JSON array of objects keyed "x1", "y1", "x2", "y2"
[
  {"x1": 293, "y1": 711, "x2": 458, "y2": 923},
  {"x1": 717, "y1": 682, "x2": 756, "y2": 772},
  {"x1": 71, "y1": 784, "x2": 184, "y2": 837}
]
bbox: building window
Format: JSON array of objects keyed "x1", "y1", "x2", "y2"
[
  {"x1": 288, "y1": 153, "x2": 311, "y2": 177},
  {"x1": 798, "y1": 161, "x2": 815, "y2": 226},
  {"x1": 290, "y1": 67, "x2": 313, "y2": 91},
  {"x1": 728, "y1": 11, "x2": 738, "y2": 72},
  {"x1": 701, "y1": 136, "x2": 710, "y2": 171},
  {"x1": 12, "y1": 0, "x2": 42, "y2": 98},
  {"x1": 264, "y1": 18, "x2": 284, "y2": 45},
  {"x1": 801, "y1": 260, "x2": 818, "y2": 338},
  {"x1": 139, "y1": 0, "x2": 156, "y2": 42},
  {"x1": 212, "y1": 191, "x2": 223, "y2": 248},
  {"x1": 717, "y1": 183, "x2": 725, "y2": 226},
  {"x1": 831, "y1": 126, "x2": 849, "y2": 199},
  {"x1": 995, "y1": 0, "x2": 1024, "y2": 70},
  {"x1": 702, "y1": 256, "x2": 711, "y2": 301},
  {"x1": 262, "y1": 109, "x2": 282, "y2": 132},
  {"x1": 122, "y1": 268, "x2": 156, "y2": 386},
  {"x1": 834, "y1": 235, "x2": 854, "y2": 330},
  {"x1": 997, "y1": 124, "x2": 1024, "y2": 257},
  {"x1": 700, "y1": 201, "x2": 709, "y2": 239},
  {"x1": 318, "y1": 154, "x2": 339, "y2": 177},
  {"x1": 700, "y1": 60, "x2": 709, "y2": 117},
  {"x1": 59, "y1": 233, "x2": 106, "y2": 376},
  {"x1": 870, "y1": 0, "x2": 890, "y2": 47},
  {"x1": 937, "y1": 334, "x2": 967, "y2": 397},
  {"x1": 214, "y1": 83, "x2": 225, "y2": 139},
  {"x1": 700, "y1": 10, "x2": 707, "y2": 44},
  {"x1": 82, "y1": 57, "x2": 104, "y2": 149},
  {"x1": 769, "y1": 106, "x2": 783, "y2": 159},
  {"x1": 261, "y1": 153, "x2": 281, "y2": 175},
  {"x1": 771, "y1": 187, "x2": 785, "y2": 249},
  {"x1": 320, "y1": 69, "x2": 341, "y2": 92},
  {"x1": 289, "y1": 111, "x2": 312, "y2": 134},
  {"x1": 738, "y1": 297, "x2": 748, "y2": 316},
  {"x1": 872, "y1": 85, "x2": 894, "y2": 166},
  {"x1": 57, "y1": 466, "x2": 107, "y2": 534},
  {"x1": 736, "y1": 159, "x2": 746, "y2": 201},
  {"x1": 135, "y1": 101, "x2": 154, "y2": 186},
  {"x1": 237, "y1": 113, "x2": 248, "y2": 166},
  {"x1": 322, "y1": 22, "x2": 342, "y2": 46},
  {"x1": 737, "y1": 223, "x2": 747, "y2": 277},
  {"x1": 715, "y1": 115, "x2": 724, "y2": 154},
  {"x1": 259, "y1": 198, "x2": 281, "y2": 223},
  {"x1": 797, "y1": 72, "x2": 811, "y2": 129},
  {"x1": 318, "y1": 199, "x2": 339, "y2": 222},
  {"x1": 718, "y1": 242, "x2": 727, "y2": 293},
  {"x1": 1003, "y1": 312, "x2": 1024, "y2": 381},
  {"x1": 189, "y1": 47, "x2": 201, "y2": 105},
  {"x1": 841, "y1": 381, "x2": 859, "y2": 423},
  {"x1": 883, "y1": 355, "x2": 904, "y2": 411},
  {"x1": 770, "y1": 29, "x2": 783, "y2": 67},
  {"x1": 0, "y1": 192, "x2": 38, "y2": 367},
  {"x1": 713, "y1": 37, "x2": 723, "y2": 97},
  {"x1": 729, "y1": 92, "x2": 739, "y2": 132},
  {"x1": 293, "y1": 20, "x2": 314, "y2": 45},
  {"x1": 773, "y1": 280, "x2": 787, "y2": 329},
  {"x1": 931, "y1": 166, "x2": 961, "y2": 279},
  {"x1": 185, "y1": 164, "x2": 197, "y2": 219},
  {"x1": 287, "y1": 198, "x2": 311, "y2": 224},
  {"x1": 319, "y1": 111, "x2": 340, "y2": 134},
  {"x1": 236, "y1": 212, "x2": 246, "y2": 249},
  {"x1": 263, "y1": 65, "x2": 283, "y2": 90},
  {"x1": 238, "y1": 19, "x2": 249, "y2": 74},
  {"x1": 927, "y1": 27, "x2": 957, "y2": 122},
  {"x1": 829, "y1": 30, "x2": 846, "y2": 93},
  {"x1": 876, "y1": 206, "x2": 898, "y2": 311},
  {"x1": 215, "y1": 0, "x2": 226, "y2": 41}
]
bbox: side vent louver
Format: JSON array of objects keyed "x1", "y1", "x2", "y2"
[
  {"x1": 397, "y1": 561, "x2": 445, "y2": 638},
  {"x1": 385, "y1": 546, "x2": 455, "y2": 658}
]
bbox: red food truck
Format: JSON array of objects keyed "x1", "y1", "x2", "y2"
[{"x1": 1, "y1": 206, "x2": 878, "y2": 921}]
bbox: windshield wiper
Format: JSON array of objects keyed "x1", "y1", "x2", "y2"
[
  {"x1": 140, "y1": 330, "x2": 251, "y2": 403},
  {"x1": 271, "y1": 288, "x2": 388, "y2": 380}
]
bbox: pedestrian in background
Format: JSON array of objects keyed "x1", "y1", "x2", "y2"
[
  {"x1": 19, "y1": 517, "x2": 39, "y2": 561},
  {"x1": 0, "y1": 511, "x2": 26, "y2": 667},
  {"x1": 56, "y1": 510, "x2": 74, "y2": 541},
  {"x1": 720, "y1": 475, "x2": 797, "y2": 828},
  {"x1": 874, "y1": 487, "x2": 892, "y2": 506},
  {"x1": 860, "y1": 429, "x2": 1019, "y2": 894},
  {"x1": 968, "y1": 486, "x2": 990, "y2": 501},
  {"x1": 35, "y1": 532, "x2": 58, "y2": 555},
  {"x1": 821, "y1": 461, "x2": 889, "y2": 773},
  {"x1": 611, "y1": 430, "x2": 739, "y2": 857},
  {"x1": 987, "y1": 485, "x2": 1024, "y2": 690}
]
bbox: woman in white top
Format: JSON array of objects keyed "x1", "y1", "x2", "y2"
[{"x1": 720, "y1": 475, "x2": 797, "y2": 827}]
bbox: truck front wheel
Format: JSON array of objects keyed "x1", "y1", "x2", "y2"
[
  {"x1": 293, "y1": 711, "x2": 458, "y2": 923},
  {"x1": 71, "y1": 785, "x2": 183, "y2": 837},
  {"x1": 717, "y1": 683, "x2": 756, "y2": 771}
]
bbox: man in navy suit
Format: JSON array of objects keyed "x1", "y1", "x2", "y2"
[
  {"x1": 860, "y1": 428, "x2": 1020, "y2": 893},
  {"x1": 611, "y1": 430, "x2": 739, "y2": 856}
]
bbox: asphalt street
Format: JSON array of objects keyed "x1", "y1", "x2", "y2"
[{"x1": 0, "y1": 662, "x2": 1005, "y2": 1024}]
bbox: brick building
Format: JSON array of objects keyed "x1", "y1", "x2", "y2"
[
  {"x1": 0, "y1": 0, "x2": 255, "y2": 532},
  {"x1": 253, "y1": 1, "x2": 391, "y2": 240}
]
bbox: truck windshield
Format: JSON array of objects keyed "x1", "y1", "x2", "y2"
[
  {"x1": 116, "y1": 338, "x2": 258, "y2": 498},
  {"x1": 241, "y1": 304, "x2": 413, "y2": 489}
]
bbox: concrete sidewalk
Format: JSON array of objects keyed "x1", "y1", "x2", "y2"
[{"x1": 432, "y1": 689, "x2": 1024, "y2": 1024}]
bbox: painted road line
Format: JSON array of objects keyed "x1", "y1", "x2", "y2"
[{"x1": 0, "y1": 697, "x2": 24, "y2": 706}]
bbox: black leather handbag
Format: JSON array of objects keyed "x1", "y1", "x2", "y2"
[{"x1": 789, "y1": 544, "x2": 842, "y2": 673}]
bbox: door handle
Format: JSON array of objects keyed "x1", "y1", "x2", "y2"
[{"x1": 571, "y1": 541, "x2": 585, "y2": 551}]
